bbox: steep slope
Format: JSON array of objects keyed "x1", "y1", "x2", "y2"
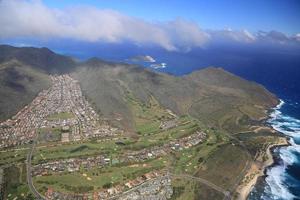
[
  {"x1": 0, "y1": 45, "x2": 278, "y2": 132},
  {"x1": 184, "y1": 67, "x2": 278, "y2": 132},
  {"x1": 72, "y1": 59, "x2": 278, "y2": 132},
  {"x1": 0, "y1": 45, "x2": 77, "y2": 121},
  {"x1": 0, "y1": 45, "x2": 76, "y2": 73},
  {"x1": 0, "y1": 60, "x2": 51, "y2": 121}
]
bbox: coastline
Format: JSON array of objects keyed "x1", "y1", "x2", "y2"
[
  {"x1": 236, "y1": 136, "x2": 289, "y2": 200},
  {"x1": 236, "y1": 100, "x2": 288, "y2": 200}
]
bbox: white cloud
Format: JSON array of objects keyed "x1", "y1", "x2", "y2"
[
  {"x1": 293, "y1": 33, "x2": 300, "y2": 42},
  {"x1": 0, "y1": 0, "x2": 209, "y2": 51},
  {"x1": 162, "y1": 18, "x2": 210, "y2": 51},
  {"x1": 0, "y1": 0, "x2": 298, "y2": 51},
  {"x1": 208, "y1": 29, "x2": 256, "y2": 43}
]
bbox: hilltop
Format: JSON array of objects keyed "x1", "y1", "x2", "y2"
[
  {"x1": 0, "y1": 45, "x2": 76, "y2": 73},
  {"x1": 72, "y1": 58, "x2": 277, "y2": 131},
  {"x1": 0, "y1": 45, "x2": 278, "y2": 130}
]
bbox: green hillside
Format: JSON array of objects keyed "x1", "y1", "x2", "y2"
[
  {"x1": 0, "y1": 45, "x2": 76, "y2": 73},
  {"x1": 0, "y1": 60, "x2": 51, "y2": 121},
  {"x1": 72, "y1": 59, "x2": 277, "y2": 132},
  {"x1": 0, "y1": 45, "x2": 277, "y2": 130}
]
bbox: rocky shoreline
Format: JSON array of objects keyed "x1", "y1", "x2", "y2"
[
  {"x1": 236, "y1": 99, "x2": 290, "y2": 200},
  {"x1": 237, "y1": 133, "x2": 290, "y2": 200}
]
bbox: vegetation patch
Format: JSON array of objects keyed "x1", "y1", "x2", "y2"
[
  {"x1": 69, "y1": 145, "x2": 90, "y2": 153},
  {"x1": 126, "y1": 93, "x2": 175, "y2": 135},
  {"x1": 34, "y1": 157, "x2": 166, "y2": 193},
  {"x1": 38, "y1": 127, "x2": 62, "y2": 143},
  {"x1": 0, "y1": 149, "x2": 28, "y2": 165},
  {"x1": 195, "y1": 143, "x2": 249, "y2": 190},
  {"x1": 170, "y1": 178, "x2": 223, "y2": 200},
  {"x1": 47, "y1": 112, "x2": 75, "y2": 120},
  {"x1": 2, "y1": 164, "x2": 33, "y2": 200}
]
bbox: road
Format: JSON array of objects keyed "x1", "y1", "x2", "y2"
[
  {"x1": 171, "y1": 173, "x2": 231, "y2": 199},
  {"x1": 26, "y1": 139, "x2": 45, "y2": 200}
]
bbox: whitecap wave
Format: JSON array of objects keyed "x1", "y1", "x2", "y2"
[
  {"x1": 265, "y1": 165, "x2": 295, "y2": 200},
  {"x1": 279, "y1": 146, "x2": 298, "y2": 166},
  {"x1": 261, "y1": 99, "x2": 300, "y2": 200}
]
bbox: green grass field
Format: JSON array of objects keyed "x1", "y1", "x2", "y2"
[
  {"x1": 195, "y1": 143, "x2": 250, "y2": 190},
  {"x1": 47, "y1": 112, "x2": 75, "y2": 120},
  {"x1": 126, "y1": 93, "x2": 175, "y2": 135},
  {"x1": 170, "y1": 178, "x2": 224, "y2": 200},
  {"x1": 33, "y1": 140, "x2": 123, "y2": 164},
  {"x1": 0, "y1": 148, "x2": 28, "y2": 166}
]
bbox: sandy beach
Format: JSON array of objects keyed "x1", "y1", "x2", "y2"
[{"x1": 236, "y1": 136, "x2": 289, "y2": 200}]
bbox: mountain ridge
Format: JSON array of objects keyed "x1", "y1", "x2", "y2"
[
  {"x1": 0, "y1": 44, "x2": 278, "y2": 133},
  {"x1": 0, "y1": 45, "x2": 76, "y2": 73}
]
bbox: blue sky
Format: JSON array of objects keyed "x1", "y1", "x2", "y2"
[
  {"x1": 43, "y1": 0, "x2": 300, "y2": 35},
  {"x1": 0, "y1": 0, "x2": 299, "y2": 52}
]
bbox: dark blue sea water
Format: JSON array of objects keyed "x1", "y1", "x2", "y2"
[{"x1": 248, "y1": 100, "x2": 300, "y2": 200}]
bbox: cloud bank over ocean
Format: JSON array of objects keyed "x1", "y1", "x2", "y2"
[{"x1": 0, "y1": 0, "x2": 299, "y2": 52}]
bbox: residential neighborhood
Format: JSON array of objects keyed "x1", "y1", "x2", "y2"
[
  {"x1": 0, "y1": 75, "x2": 121, "y2": 149},
  {"x1": 44, "y1": 171, "x2": 173, "y2": 200},
  {"x1": 32, "y1": 130, "x2": 206, "y2": 177}
]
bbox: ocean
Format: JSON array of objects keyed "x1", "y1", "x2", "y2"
[{"x1": 247, "y1": 99, "x2": 300, "y2": 200}]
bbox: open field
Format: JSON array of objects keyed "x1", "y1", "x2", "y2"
[
  {"x1": 170, "y1": 177, "x2": 224, "y2": 200},
  {"x1": 188, "y1": 95, "x2": 267, "y2": 134},
  {"x1": 47, "y1": 112, "x2": 75, "y2": 120},
  {"x1": 195, "y1": 143, "x2": 250, "y2": 190},
  {"x1": 0, "y1": 148, "x2": 28, "y2": 166},
  {"x1": 127, "y1": 118, "x2": 201, "y2": 151},
  {"x1": 126, "y1": 93, "x2": 176, "y2": 135},
  {"x1": 33, "y1": 140, "x2": 123, "y2": 164},
  {"x1": 236, "y1": 130, "x2": 285, "y2": 158}
]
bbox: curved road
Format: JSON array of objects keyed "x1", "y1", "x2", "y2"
[{"x1": 26, "y1": 139, "x2": 45, "y2": 200}]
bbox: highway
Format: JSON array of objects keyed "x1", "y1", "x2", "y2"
[{"x1": 26, "y1": 139, "x2": 46, "y2": 200}]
